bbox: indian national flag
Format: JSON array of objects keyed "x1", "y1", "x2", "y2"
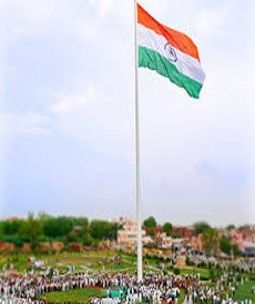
[{"x1": 138, "y1": 4, "x2": 205, "y2": 99}]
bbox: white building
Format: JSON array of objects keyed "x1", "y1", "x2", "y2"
[
  {"x1": 154, "y1": 232, "x2": 172, "y2": 249},
  {"x1": 117, "y1": 218, "x2": 153, "y2": 249}
]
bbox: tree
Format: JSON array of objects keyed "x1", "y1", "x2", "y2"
[
  {"x1": 2, "y1": 219, "x2": 25, "y2": 235},
  {"x1": 37, "y1": 212, "x2": 51, "y2": 222},
  {"x1": 19, "y1": 213, "x2": 43, "y2": 249},
  {"x1": 194, "y1": 222, "x2": 211, "y2": 235},
  {"x1": 226, "y1": 224, "x2": 235, "y2": 231},
  {"x1": 43, "y1": 217, "x2": 74, "y2": 239},
  {"x1": 220, "y1": 236, "x2": 232, "y2": 255},
  {"x1": 82, "y1": 233, "x2": 93, "y2": 246},
  {"x1": 232, "y1": 244, "x2": 242, "y2": 257},
  {"x1": 202, "y1": 228, "x2": 219, "y2": 255},
  {"x1": 143, "y1": 216, "x2": 157, "y2": 237},
  {"x1": 90, "y1": 220, "x2": 118, "y2": 241},
  {"x1": 72, "y1": 217, "x2": 89, "y2": 229},
  {"x1": 143, "y1": 216, "x2": 157, "y2": 229},
  {"x1": 0, "y1": 222, "x2": 3, "y2": 239},
  {"x1": 67, "y1": 218, "x2": 90, "y2": 244},
  {"x1": 163, "y1": 222, "x2": 173, "y2": 237}
]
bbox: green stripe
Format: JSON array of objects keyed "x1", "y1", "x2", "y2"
[{"x1": 138, "y1": 46, "x2": 202, "y2": 99}]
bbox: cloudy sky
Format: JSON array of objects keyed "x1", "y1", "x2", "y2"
[{"x1": 0, "y1": 0, "x2": 255, "y2": 226}]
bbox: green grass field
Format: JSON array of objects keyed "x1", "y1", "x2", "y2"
[
  {"x1": 0, "y1": 251, "x2": 164, "y2": 274},
  {"x1": 0, "y1": 253, "x2": 29, "y2": 272},
  {"x1": 179, "y1": 290, "x2": 186, "y2": 303},
  {"x1": 40, "y1": 288, "x2": 187, "y2": 304},
  {"x1": 179, "y1": 266, "x2": 210, "y2": 280},
  {"x1": 0, "y1": 251, "x2": 136, "y2": 273},
  {"x1": 40, "y1": 288, "x2": 106, "y2": 303},
  {"x1": 233, "y1": 280, "x2": 255, "y2": 301}
]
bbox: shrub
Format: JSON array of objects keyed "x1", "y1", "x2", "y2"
[{"x1": 174, "y1": 268, "x2": 180, "y2": 275}]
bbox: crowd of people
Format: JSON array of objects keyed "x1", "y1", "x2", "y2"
[
  {"x1": 186, "y1": 253, "x2": 255, "y2": 274},
  {"x1": 185, "y1": 272, "x2": 253, "y2": 303},
  {"x1": 0, "y1": 270, "x2": 254, "y2": 304}
]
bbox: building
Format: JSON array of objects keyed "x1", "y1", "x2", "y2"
[
  {"x1": 173, "y1": 226, "x2": 193, "y2": 239},
  {"x1": 172, "y1": 238, "x2": 187, "y2": 253},
  {"x1": 231, "y1": 228, "x2": 255, "y2": 251},
  {"x1": 189, "y1": 234, "x2": 204, "y2": 252},
  {"x1": 243, "y1": 243, "x2": 255, "y2": 257},
  {"x1": 117, "y1": 218, "x2": 153, "y2": 250},
  {"x1": 176, "y1": 254, "x2": 186, "y2": 268},
  {"x1": 154, "y1": 232, "x2": 172, "y2": 249}
]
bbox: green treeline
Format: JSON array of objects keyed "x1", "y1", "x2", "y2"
[
  {"x1": 0, "y1": 213, "x2": 119, "y2": 249},
  {"x1": 0, "y1": 214, "x2": 242, "y2": 257}
]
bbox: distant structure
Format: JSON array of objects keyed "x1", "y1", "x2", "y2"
[
  {"x1": 117, "y1": 218, "x2": 152, "y2": 250},
  {"x1": 231, "y1": 225, "x2": 255, "y2": 256},
  {"x1": 173, "y1": 226, "x2": 193, "y2": 239},
  {"x1": 176, "y1": 254, "x2": 186, "y2": 268},
  {"x1": 189, "y1": 234, "x2": 204, "y2": 252},
  {"x1": 154, "y1": 232, "x2": 172, "y2": 249}
]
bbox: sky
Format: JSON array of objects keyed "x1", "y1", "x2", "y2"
[{"x1": 0, "y1": 0, "x2": 255, "y2": 226}]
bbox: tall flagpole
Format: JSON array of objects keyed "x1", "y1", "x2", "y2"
[{"x1": 134, "y1": 0, "x2": 143, "y2": 282}]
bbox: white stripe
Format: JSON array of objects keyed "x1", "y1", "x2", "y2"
[{"x1": 138, "y1": 24, "x2": 205, "y2": 84}]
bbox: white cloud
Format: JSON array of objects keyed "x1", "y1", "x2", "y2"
[
  {"x1": 50, "y1": 85, "x2": 132, "y2": 158},
  {"x1": 51, "y1": 86, "x2": 96, "y2": 114},
  {"x1": 1, "y1": 0, "x2": 57, "y2": 36},
  {"x1": 88, "y1": 0, "x2": 113, "y2": 18},
  {"x1": 1, "y1": 0, "x2": 100, "y2": 41},
  {"x1": 99, "y1": 0, "x2": 113, "y2": 18},
  {"x1": 194, "y1": 8, "x2": 229, "y2": 41},
  {"x1": 0, "y1": 112, "x2": 50, "y2": 137},
  {"x1": 88, "y1": 0, "x2": 96, "y2": 6},
  {"x1": 76, "y1": 20, "x2": 99, "y2": 39}
]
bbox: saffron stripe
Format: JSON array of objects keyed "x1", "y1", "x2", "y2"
[{"x1": 138, "y1": 3, "x2": 200, "y2": 61}]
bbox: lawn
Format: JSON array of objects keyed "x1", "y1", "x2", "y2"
[
  {"x1": 0, "y1": 251, "x2": 213, "y2": 280},
  {"x1": 0, "y1": 251, "x2": 137, "y2": 274},
  {"x1": 40, "y1": 287, "x2": 187, "y2": 304},
  {"x1": 233, "y1": 280, "x2": 255, "y2": 302},
  {"x1": 0, "y1": 253, "x2": 29, "y2": 272},
  {"x1": 0, "y1": 255, "x2": 7, "y2": 269},
  {"x1": 40, "y1": 284, "x2": 255, "y2": 304},
  {"x1": 39, "y1": 288, "x2": 106, "y2": 303},
  {"x1": 45, "y1": 251, "x2": 140, "y2": 272},
  {"x1": 179, "y1": 290, "x2": 186, "y2": 303},
  {"x1": 179, "y1": 266, "x2": 210, "y2": 280}
]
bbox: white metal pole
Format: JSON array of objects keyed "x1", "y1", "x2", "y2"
[{"x1": 134, "y1": 0, "x2": 143, "y2": 282}]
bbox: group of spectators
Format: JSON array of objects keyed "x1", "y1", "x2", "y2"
[
  {"x1": 0, "y1": 270, "x2": 254, "y2": 304},
  {"x1": 186, "y1": 253, "x2": 255, "y2": 274},
  {"x1": 0, "y1": 272, "x2": 179, "y2": 304},
  {"x1": 185, "y1": 272, "x2": 253, "y2": 303}
]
